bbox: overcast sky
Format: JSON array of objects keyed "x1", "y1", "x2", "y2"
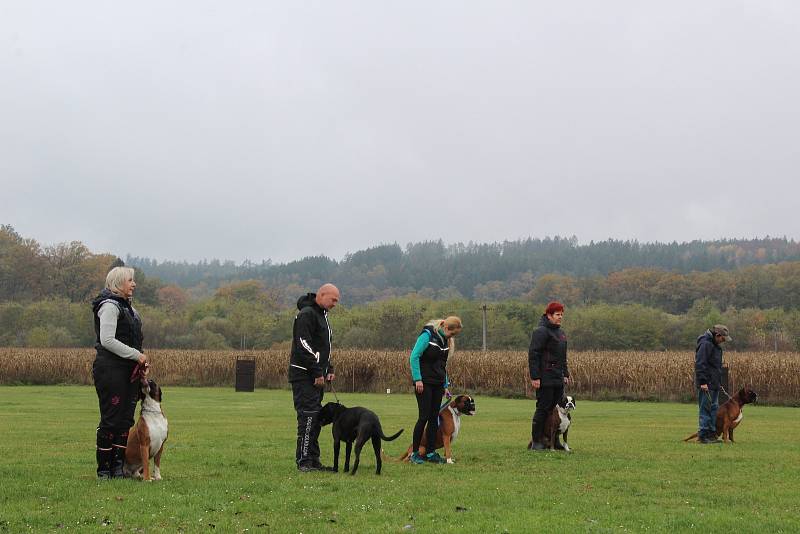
[{"x1": 2, "y1": 1, "x2": 798, "y2": 264}]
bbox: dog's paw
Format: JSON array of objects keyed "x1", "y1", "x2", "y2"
[{"x1": 446, "y1": 458, "x2": 455, "y2": 464}]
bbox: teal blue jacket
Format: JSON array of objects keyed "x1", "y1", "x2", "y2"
[{"x1": 409, "y1": 329, "x2": 449, "y2": 388}]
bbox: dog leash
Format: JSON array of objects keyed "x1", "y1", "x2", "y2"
[
  {"x1": 130, "y1": 362, "x2": 149, "y2": 383},
  {"x1": 327, "y1": 380, "x2": 341, "y2": 404},
  {"x1": 438, "y1": 389, "x2": 454, "y2": 412}
]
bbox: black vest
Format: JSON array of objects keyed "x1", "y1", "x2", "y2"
[
  {"x1": 419, "y1": 325, "x2": 449, "y2": 385},
  {"x1": 92, "y1": 291, "x2": 143, "y2": 361}
]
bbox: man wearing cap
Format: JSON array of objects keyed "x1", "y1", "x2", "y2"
[
  {"x1": 694, "y1": 325, "x2": 731, "y2": 444},
  {"x1": 528, "y1": 301, "x2": 570, "y2": 451}
]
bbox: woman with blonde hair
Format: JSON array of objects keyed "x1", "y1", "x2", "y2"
[
  {"x1": 90, "y1": 266, "x2": 148, "y2": 478},
  {"x1": 408, "y1": 316, "x2": 462, "y2": 464}
]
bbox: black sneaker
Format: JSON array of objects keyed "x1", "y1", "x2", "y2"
[
  {"x1": 297, "y1": 463, "x2": 320, "y2": 472},
  {"x1": 699, "y1": 436, "x2": 722, "y2": 444},
  {"x1": 529, "y1": 441, "x2": 547, "y2": 451},
  {"x1": 312, "y1": 461, "x2": 336, "y2": 472}
]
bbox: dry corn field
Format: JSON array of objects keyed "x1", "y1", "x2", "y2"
[{"x1": 1, "y1": 348, "x2": 799, "y2": 405}]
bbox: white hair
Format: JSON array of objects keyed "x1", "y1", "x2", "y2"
[{"x1": 105, "y1": 266, "x2": 135, "y2": 295}]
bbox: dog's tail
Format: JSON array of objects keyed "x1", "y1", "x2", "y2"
[
  {"x1": 380, "y1": 428, "x2": 403, "y2": 442},
  {"x1": 396, "y1": 446, "x2": 412, "y2": 462},
  {"x1": 380, "y1": 448, "x2": 403, "y2": 463},
  {"x1": 683, "y1": 432, "x2": 699, "y2": 442}
]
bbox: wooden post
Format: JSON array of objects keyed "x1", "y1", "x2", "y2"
[{"x1": 481, "y1": 303, "x2": 488, "y2": 351}]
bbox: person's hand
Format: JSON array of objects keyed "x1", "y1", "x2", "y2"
[
  {"x1": 137, "y1": 353, "x2": 148, "y2": 365},
  {"x1": 700, "y1": 384, "x2": 709, "y2": 391},
  {"x1": 531, "y1": 379, "x2": 541, "y2": 390},
  {"x1": 564, "y1": 376, "x2": 571, "y2": 385},
  {"x1": 326, "y1": 373, "x2": 335, "y2": 382},
  {"x1": 415, "y1": 381, "x2": 424, "y2": 394},
  {"x1": 313, "y1": 376, "x2": 325, "y2": 388}
]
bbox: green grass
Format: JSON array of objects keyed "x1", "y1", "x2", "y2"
[{"x1": 1, "y1": 387, "x2": 798, "y2": 533}]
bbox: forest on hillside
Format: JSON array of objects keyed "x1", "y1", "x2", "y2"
[
  {"x1": 125, "y1": 236, "x2": 800, "y2": 306},
  {"x1": 2, "y1": 224, "x2": 799, "y2": 351}
]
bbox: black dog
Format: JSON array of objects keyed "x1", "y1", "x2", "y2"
[{"x1": 318, "y1": 402, "x2": 403, "y2": 475}]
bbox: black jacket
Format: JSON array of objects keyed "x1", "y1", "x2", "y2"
[
  {"x1": 418, "y1": 325, "x2": 449, "y2": 386},
  {"x1": 91, "y1": 289, "x2": 143, "y2": 364},
  {"x1": 528, "y1": 315, "x2": 569, "y2": 386},
  {"x1": 288, "y1": 293, "x2": 334, "y2": 382},
  {"x1": 695, "y1": 330, "x2": 723, "y2": 390}
]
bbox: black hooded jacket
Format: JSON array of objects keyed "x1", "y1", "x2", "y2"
[
  {"x1": 528, "y1": 314, "x2": 569, "y2": 386},
  {"x1": 695, "y1": 330, "x2": 723, "y2": 390},
  {"x1": 91, "y1": 288, "x2": 143, "y2": 362},
  {"x1": 288, "y1": 293, "x2": 334, "y2": 382}
]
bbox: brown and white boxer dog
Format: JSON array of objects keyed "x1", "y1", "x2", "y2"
[
  {"x1": 527, "y1": 395, "x2": 576, "y2": 452},
  {"x1": 684, "y1": 387, "x2": 758, "y2": 443},
  {"x1": 399, "y1": 395, "x2": 477, "y2": 464},
  {"x1": 124, "y1": 379, "x2": 168, "y2": 480}
]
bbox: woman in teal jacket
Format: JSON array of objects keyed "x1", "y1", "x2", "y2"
[{"x1": 408, "y1": 316, "x2": 463, "y2": 464}]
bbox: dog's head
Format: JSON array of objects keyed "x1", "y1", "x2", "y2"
[
  {"x1": 319, "y1": 402, "x2": 347, "y2": 426},
  {"x1": 140, "y1": 379, "x2": 162, "y2": 403},
  {"x1": 452, "y1": 395, "x2": 476, "y2": 415},
  {"x1": 738, "y1": 387, "x2": 758, "y2": 405},
  {"x1": 557, "y1": 395, "x2": 576, "y2": 413}
]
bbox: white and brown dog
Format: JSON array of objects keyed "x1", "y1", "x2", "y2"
[
  {"x1": 546, "y1": 394, "x2": 576, "y2": 451},
  {"x1": 399, "y1": 395, "x2": 477, "y2": 464},
  {"x1": 528, "y1": 395, "x2": 576, "y2": 452},
  {"x1": 124, "y1": 379, "x2": 168, "y2": 481}
]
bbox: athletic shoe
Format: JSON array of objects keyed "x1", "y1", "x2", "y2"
[
  {"x1": 529, "y1": 441, "x2": 547, "y2": 451},
  {"x1": 297, "y1": 463, "x2": 320, "y2": 472},
  {"x1": 425, "y1": 452, "x2": 446, "y2": 464},
  {"x1": 312, "y1": 460, "x2": 336, "y2": 472},
  {"x1": 409, "y1": 452, "x2": 426, "y2": 464},
  {"x1": 699, "y1": 436, "x2": 722, "y2": 444}
]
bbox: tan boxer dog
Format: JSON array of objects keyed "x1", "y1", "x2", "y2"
[
  {"x1": 684, "y1": 386, "x2": 758, "y2": 443},
  {"x1": 124, "y1": 379, "x2": 168, "y2": 480},
  {"x1": 399, "y1": 395, "x2": 476, "y2": 464}
]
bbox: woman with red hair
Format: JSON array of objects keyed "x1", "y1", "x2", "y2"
[{"x1": 528, "y1": 301, "x2": 571, "y2": 450}]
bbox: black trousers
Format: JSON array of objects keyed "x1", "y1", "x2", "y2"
[
  {"x1": 291, "y1": 380, "x2": 324, "y2": 466},
  {"x1": 532, "y1": 384, "x2": 564, "y2": 442},
  {"x1": 92, "y1": 356, "x2": 139, "y2": 435},
  {"x1": 413, "y1": 383, "x2": 444, "y2": 453}
]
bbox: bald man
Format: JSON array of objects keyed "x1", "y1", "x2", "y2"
[{"x1": 288, "y1": 284, "x2": 340, "y2": 472}]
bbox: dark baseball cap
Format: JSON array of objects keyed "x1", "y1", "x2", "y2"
[{"x1": 711, "y1": 324, "x2": 732, "y2": 341}]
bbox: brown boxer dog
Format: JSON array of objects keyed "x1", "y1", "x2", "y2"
[
  {"x1": 684, "y1": 386, "x2": 758, "y2": 443},
  {"x1": 399, "y1": 395, "x2": 476, "y2": 464},
  {"x1": 124, "y1": 379, "x2": 168, "y2": 480}
]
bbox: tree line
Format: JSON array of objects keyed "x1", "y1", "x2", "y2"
[
  {"x1": 2, "y1": 224, "x2": 799, "y2": 351},
  {"x1": 2, "y1": 290, "x2": 798, "y2": 352},
  {"x1": 124, "y1": 236, "x2": 800, "y2": 305}
]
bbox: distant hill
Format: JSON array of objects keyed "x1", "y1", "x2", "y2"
[{"x1": 126, "y1": 236, "x2": 800, "y2": 306}]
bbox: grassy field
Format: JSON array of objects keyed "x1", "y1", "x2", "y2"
[{"x1": 0, "y1": 387, "x2": 798, "y2": 533}]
